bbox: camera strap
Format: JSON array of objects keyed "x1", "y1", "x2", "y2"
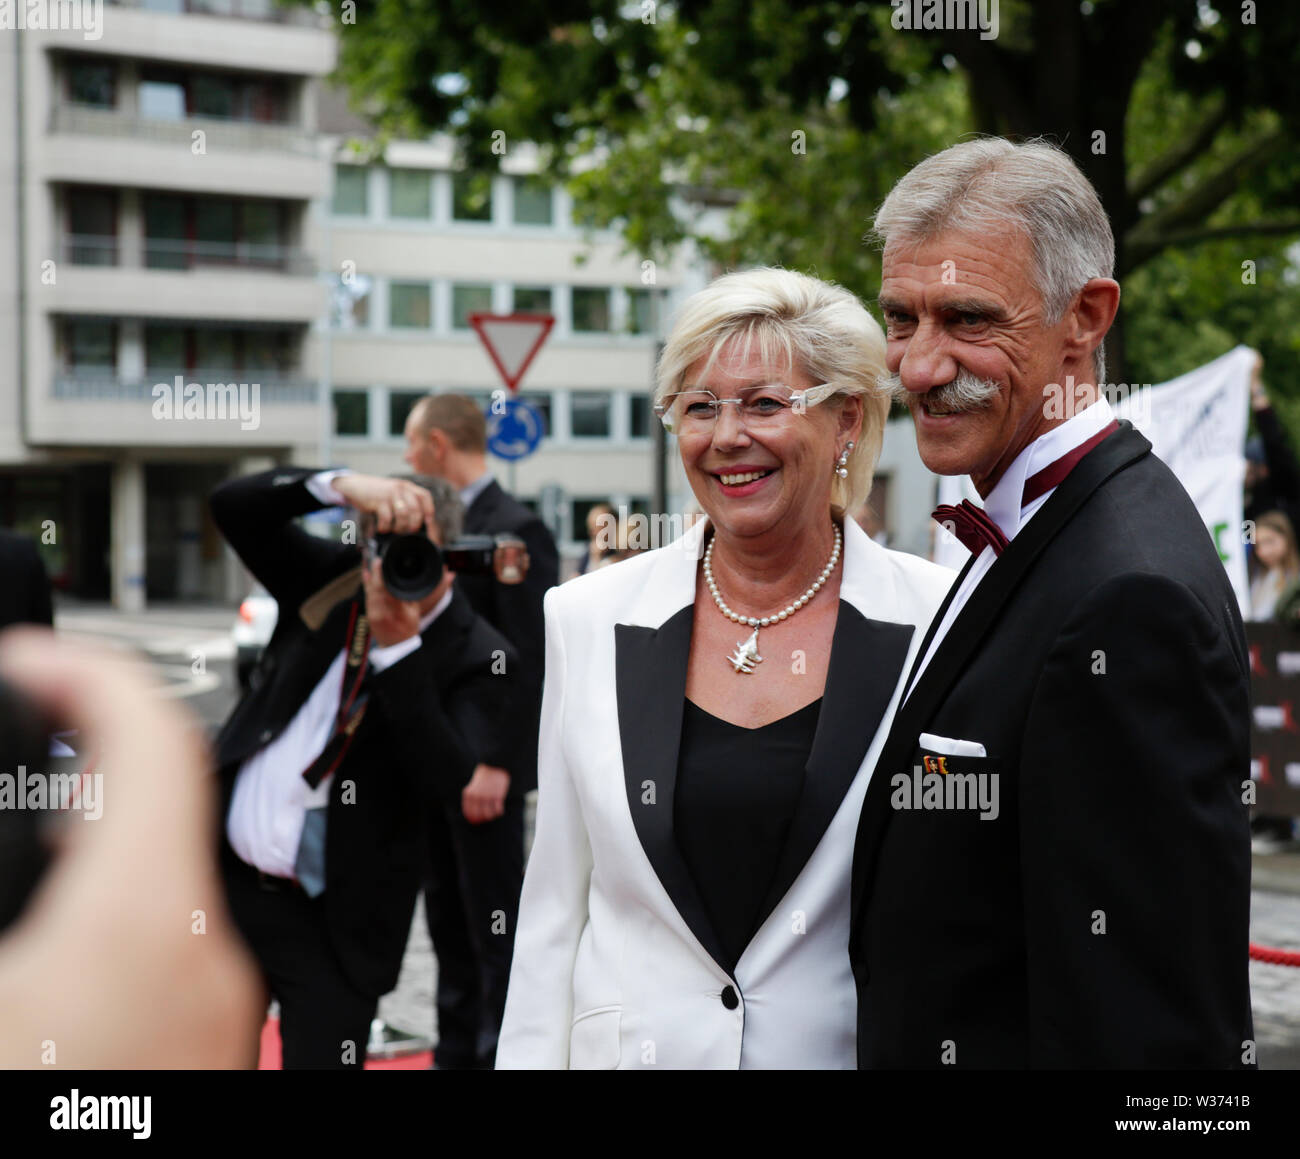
[{"x1": 301, "y1": 599, "x2": 372, "y2": 790}]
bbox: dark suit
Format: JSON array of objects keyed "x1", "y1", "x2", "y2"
[
  {"x1": 210, "y1": 467, "x2": 516, "y2": 1068},
  {"x1": 0, "y1": 530, "x2": 54, "y2": 631},
  {"x1": 424, "y1": 475, "x2": 558, "y2": 1068},
  {"x1": 849, "y1": 423, "x2": 1254, "y2": 1069}
]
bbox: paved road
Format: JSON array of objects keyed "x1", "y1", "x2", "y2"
[{"x1": 52, "y1": 602, "x2": 1300, "y2": 1067}]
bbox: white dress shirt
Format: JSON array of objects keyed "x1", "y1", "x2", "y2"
[
  {"x1": 225, "y1": 469, "x2": 452, "y2": 878},
  {"x1": 906, "y1": 397, "x2": 1117, "y2": 700}
]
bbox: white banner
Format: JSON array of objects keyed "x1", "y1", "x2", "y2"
[{"x1": 932, "y1": 346, "x2": 1254, "y2": 614}]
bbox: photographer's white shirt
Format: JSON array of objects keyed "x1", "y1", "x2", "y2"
[{"x1": 225, "y1": 469, "x2": 451, "y2": 880}]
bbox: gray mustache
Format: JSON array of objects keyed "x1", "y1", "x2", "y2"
[{"x1": 882, "y1": 369, "x2": 1000, "y2": 413}]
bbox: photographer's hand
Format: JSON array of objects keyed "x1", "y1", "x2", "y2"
[
  {"x1": 334, "y1": 473, "x2": 435, "y2": 536},
  {"x1": 0, "y1": 629, "x2": 262, "y2": 1068},
  {"x1": 462, "y1": 763, "x2": 510, "y2": 824}
]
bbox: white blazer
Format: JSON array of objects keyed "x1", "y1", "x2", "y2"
[{"x1": 496, "y1": 516, "x2": 953, "y2": 1069}]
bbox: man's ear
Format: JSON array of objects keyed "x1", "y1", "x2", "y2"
[
  {"x1": 1065, "y1": 278, "x2": 1120, "y2": 383},
  {"x1": 427, "y1": 426, "x2": 451, "y2": 459}
]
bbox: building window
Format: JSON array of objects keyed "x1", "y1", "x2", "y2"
[
  {"x1": 628, "y1": 288, "x2": 660, "y2": 335},
  {"x1": 518, "y1": 392, "x2": 552, "y2": 435},
  {"x1": 333, "y1": 390, "x2": 368, "y2": 437},
  {"x1": 572, "y1": 288, "x2": 611, "y2": 333},
  {"x1": 451, "y1": 171, "x2": 492, "y2": 222},
  {"x1": 389, "y1": 390, "x2": 426, "y2": 436},
  {"x1": 138, "y1": 75, "x2": 187, "y2": 121},
  {"x1": 142, "y1": 193, "x2": 288, "y2": 270},
  {"x1": 571, "y1": 391, "x2": 612, "y2": 438},
  {"x1": 66, "y1": 58, "x2": 115, "y2": 108},
  {"x1": 513, "y1": 177, "x2": 553, "y2": 226},
  {"x1": 333, "y1": 166, "x2": 368, "y2": 216},
  {"x1": 388, "y1": 169, "x2": 431, "y2": 219},
  {"x1": 66, "y1": 188, "x2": 117, "y2": 266},
  {"x1": 629, "y1": 392, "x2": 651, "y2": 439},
  {"x1": 65, "y1": 321, "x2": 116, "y2": 372},
  {"x1": 389, "y1": 281, "x2": 432, "y2": 329},
  {"x1": 452, "y1": 284, "x2": 492, "y2": 330},
  {"x1": 137, "y1": 66, "x2": 286, "y2": 124},
  {"x1": 513, "y1": 286, "x2": 552, "y2": 314},
  {"x1": 144, "y1": 325, "x2": 292, "y2": 377}
]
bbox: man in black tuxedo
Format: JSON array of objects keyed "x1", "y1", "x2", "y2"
[
  {"x1": 210, "y1": 466, "x2": 516, "y2": 1069},
  {"x1": 0, "y1": 530, "x2": 53, "y2": 631},
  {"x1": 403, "y1": 392, "x2": 558, "y2": 1068},
  {"x1": 850, "y1": 139, "x2": 1253, "y2": 1068}
]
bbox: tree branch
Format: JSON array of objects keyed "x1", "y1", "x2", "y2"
[
  {"x1": 1128, "y1": 96, "x2": 1230, "y2": 203},
  {"x1": 1124, "y1": 218, "x2": 1300, "y2": 273}
]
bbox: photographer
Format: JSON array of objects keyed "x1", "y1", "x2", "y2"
[{"x1": 209, "y1": 467, "x2": 516, "y2": 1069}]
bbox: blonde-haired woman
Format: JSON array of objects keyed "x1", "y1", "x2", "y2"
[
  {"x1": 1250, "y1": 510, "x2": 1300, "y2": 622},
  {"x1": 497, "y1": 268, "x2": 953, "y2": 1069}
]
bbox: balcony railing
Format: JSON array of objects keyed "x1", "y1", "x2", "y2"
[
  {"x1": 105, "y1": 0, "x2": 321, "y2": 26},
  {"x1": 54, "y1": 371, "x2": 318, "y2": 404},
  {"x1": 60, "y1": 235, "x2": 316, "y2": 276},
  {"x1": 50, "y1": 104, "x2": 318, "y2": 156}
]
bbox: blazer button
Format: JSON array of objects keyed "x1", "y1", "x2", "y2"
[
  {"x1": 260, "y1": 729, "x2": 273, "y2": 743},
  {"x1": 721, "y1": 985, "x2": 740, "y2": 1010}
]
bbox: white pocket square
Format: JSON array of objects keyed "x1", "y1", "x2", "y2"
[{"x1": 918, "y1": 732, "x2": 987, "y2": 758}]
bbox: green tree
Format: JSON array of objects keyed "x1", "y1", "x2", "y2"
[{"x1": 324, "y1": 0, "x2": 1300, "y2": 385}]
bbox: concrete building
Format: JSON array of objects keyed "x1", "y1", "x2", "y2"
[
  {"x1": 0, "y1": 8, "x2": 937, "y2": 609},
  {"x1": 0, "y1": 1, "x2": 335, "y2": 608},
  {"x1": 315, "y1": 98, "x2": 713, "y2": 565}
]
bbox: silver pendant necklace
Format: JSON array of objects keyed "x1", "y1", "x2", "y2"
[{"x1": 703, "y1": 524, "x2": 842, "y2": 674}]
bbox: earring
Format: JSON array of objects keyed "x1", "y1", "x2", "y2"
[{"x1": 835, "y1": 441, "x2": 854, "y2": 479}]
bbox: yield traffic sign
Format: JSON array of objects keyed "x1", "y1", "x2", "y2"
[{"x1": 468, "y1": 312, "x2": 555, "y2": 393}]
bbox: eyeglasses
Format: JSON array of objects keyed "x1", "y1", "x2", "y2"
[{"x1": 654, "y1": 383, "x2": 839, "y2": 434}]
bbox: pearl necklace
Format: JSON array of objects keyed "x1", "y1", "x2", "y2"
[{"x1": 703, "y1": 524, "x2": 842, "y2": 674}]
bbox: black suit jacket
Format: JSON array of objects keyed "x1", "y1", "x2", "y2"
[
  {"x1": 0, "y1": 531, "x2": 53, "y2": 631},
  {"x1": 456, "y1": 478, "x2": 558, "y2": 796},
  {"x1": 849, "y1": 423, "x2": 1254, "y2": 1069},
  {"x1": 210, "y1": 467, "x2": 517, "y2": 997}
]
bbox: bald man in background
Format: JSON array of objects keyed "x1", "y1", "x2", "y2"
[{"x1": 404, "y1": 393, "x2": 559, "y2": 1068}]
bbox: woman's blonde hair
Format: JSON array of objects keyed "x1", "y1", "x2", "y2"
[
  {"x1": 1257, "y1": 510, "x2": 1300, "y2": 578},
  {"x1": 655, "y1": 267, "x2": 889, "y2": 515}
]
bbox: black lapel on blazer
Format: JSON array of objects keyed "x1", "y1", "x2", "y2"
[
  {"x1": 750, "y1": 603, "x2": 915, "y2": 933},
  {"x1": 615, "y1": 606, "x2": 731, "y2": 974},
  {"x1": 850, "y1": 422, "x2": 1152, "y2": 938}
]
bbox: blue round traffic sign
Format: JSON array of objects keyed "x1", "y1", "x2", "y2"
[{"x1": 486, "y1": 397, "x2": 546, "y2": 461}]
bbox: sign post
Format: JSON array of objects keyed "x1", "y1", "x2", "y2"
[{"x1": 469, "y1": 312, "x2": 555, "y2": 493}]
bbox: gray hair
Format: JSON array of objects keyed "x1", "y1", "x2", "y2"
[
  {"x1": 392, "y1": 473, "x2": 464, "y2": 542},
  {"x1": 655, "y1": 267, "x2": 890, "y2": 515},
  {"x1": 871, "y1": 137, "x2": 1114, "y2": 383}
]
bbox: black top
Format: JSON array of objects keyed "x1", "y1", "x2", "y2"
[{"x1": 674, "y1": 697, "x2": 822, "y2": 974}]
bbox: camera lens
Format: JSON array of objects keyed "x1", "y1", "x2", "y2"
[{"x1": 375, "y1": 534, "x2": 444, "y2": 601}]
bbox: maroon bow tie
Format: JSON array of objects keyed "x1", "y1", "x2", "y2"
[{"x1": 932, "y1": 419, "x2": 1119, "y2": 558}]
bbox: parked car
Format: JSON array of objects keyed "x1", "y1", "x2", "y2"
[{"x1": 232, "y1": 583, "x2": 278, "y2": 692}]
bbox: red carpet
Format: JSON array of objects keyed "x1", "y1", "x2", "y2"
[{"x1": 258, "y1": 1017, "x2": 433, "y2": 1070}]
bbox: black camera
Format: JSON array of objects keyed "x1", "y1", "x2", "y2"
[
  {"x1": 366, "y1": 533, "x2": 530, "y2": 601},
  {"x1": 0, "y1": 678, "x2": 55, "y2": 935}
]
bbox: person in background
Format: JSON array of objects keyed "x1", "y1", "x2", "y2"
[
  {"x1": 210, "y1": 468, "x2": 515, "y2": 1069},
  {"x1": 577, "y1": 502, "x2": 616, "y2": 576},
  {"x1": 0, "y1": 529, "x2": 53, "y2": 631},
  {"x1": 1245, "y1": 353, "x2": 1300, "y2": 535},
  {"x1": 1249, "y1": 510, "x2": 1300, "y2": 623},
  {"x1": 404, "y1": 393, "x2": 559, "y2": 1069}
]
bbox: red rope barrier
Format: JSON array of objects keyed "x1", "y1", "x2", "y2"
[{"x1": 1250, "y1": 942, "x2": 1300, "y2": 967}]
